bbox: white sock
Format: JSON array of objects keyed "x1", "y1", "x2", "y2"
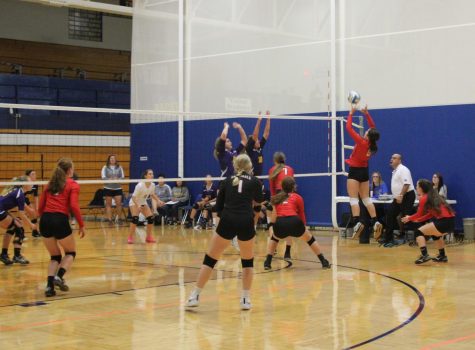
[
  {"x1": 191, "y1": 287, "x2": 202, "y2": 298},
  {"x1": 241, "y1": 289, "x2": 250, "y2": 299}
]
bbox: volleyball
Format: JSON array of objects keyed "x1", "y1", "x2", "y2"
[{"x1": 347, "y1": 90, "x2": 361, "y2": 104}]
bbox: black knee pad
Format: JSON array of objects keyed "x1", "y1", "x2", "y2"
[
  {"x1": 431, "y1": 235, "x2": 441, "y2": 241},
  {"x1": 202, "y1": 254, "x2": 217, "y2": 269},
  {"x1": 193, "y1": 203, "x2": 199, "y2": 210},
  {"x1": 132, "y1": 216, "x2": 139, "y2": 225},
  {"x1": 271, "y1": 236, "x2": 279, "y2": 243},
  {"x1": 13, "y1": 227, "x2": 25, "y2": 244},
  {"x1": 241, "y1": 258, "x2": 254, "y2": 268},
  {"x1": 253, "y1": 205, "x2": 261, "y2": 213},
  {"x1": 415, "y1": 229, "x2": 424, "y2": 238},
  {"x1": 51, "y1": 255, "x2": 62, "y2": 264},
  {"x1": 65, "y1": 251, "x2": 76, "y2": 259},
  {"x1": 31, "y1": 218, "x2": 38, "y2": 224},
  {"x1": 307, "y1": 236, "x2": 316, "y2": 246},
  {"x1": 6, "y1": 221, "x2": 16, "y2": 235},
  {"x1": 265, "y1": 203, "x2": 273, "y2": 211},
  {"x1": 146, "y1": 215, "x2": 154, "y2": 225}
]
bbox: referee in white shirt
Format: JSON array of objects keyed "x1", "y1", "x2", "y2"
[{"x1": 381, "y1": 154, "x2": 416, "y2": 246}]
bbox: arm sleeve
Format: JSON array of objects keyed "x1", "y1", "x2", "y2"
[
  {"x1": 38, "y1": 190, "x2": 47, "y2": 215},
  {"x1": 363, "y1": 111, "x2": 376, "y2": 128},
  {"x1": 246, "y1": 137, "x2": 255, "y2": 153},
  {"x1": 215, "y1": 181, "x2": 226, "y2": 212},
  {"x1": 296, "y1": 195, "x2": 307, "y2": 225},
  {"x1": 260, "y1": 137, "x2": 267, "y2": 149},
  {"x1": 119, "y1": 166, "x2": 125, "y2": 179},
  {"x1": 69, "y1": 183, "x2": 84, "y2": 228},
  {"x1": 182, "y1": 187, "x2": 190, "y2": 202},
  {"x1": 33, "y1": 186, "x2": 38, "y2": 197},
  {"x1": 101, "y1": 166, "x2": 107, "y2": 180},
  {"x1": 346, "y1": 113, "x2": 363, "y2": 143},
  {"x1": 408, "y1": 196, "x2": 432, "y2": 222},
  {"x1": 253, "y1": 179, "x2": 265, "y2": 203},
  {"x1": 216, "y1": 138, "x2": 225, "y2": 156},
  {"x1": 439, "y1": 185, "x2": 447, "y2": 199}
]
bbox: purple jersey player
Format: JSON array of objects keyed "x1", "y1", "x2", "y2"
[
  {"x1": 246, "y1": 110, "x2": 271, "y2": 177},
  {"x1": 214, "y1": 122, "x2": 248, "y2": 178}
]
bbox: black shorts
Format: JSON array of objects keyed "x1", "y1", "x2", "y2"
[
  {"x1": 216, "y1": 211, "x2": 255, "y2": 241},
  {"x1": 40, "y1": 212, "x2": 72, "y2": 240},
  {"x1": 348, "y1": 167, "x2": 369, "y2": 182},
  {"x1": 103, "y1": 188, "x2": 123, "y2": 197},
  {"x1": 273, "y1": 216, "x2": 306, "y2": 239},
  {"x1": 433, "y1": 217, "x2": 455, "y2": 234}
]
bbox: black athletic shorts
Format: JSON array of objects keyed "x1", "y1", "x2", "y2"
[
  {"x1": 103, "y1": 188, "x2": 123, "y2": 197},
  {"x1": 348, "y1": 167, "x2": 369, "y2": 182},
  {"x1": 273, "y1": 216, "x2": 306, "y2": 239},
  {"x1": 216, "y1": 211, "x2": 255, "y2": 241},
  {"x1": 433, "y1": 217, "x2": 455, "y2": 234},
  {"x1": 40, "y1": 212, "x2": 72, "y2": 240}
]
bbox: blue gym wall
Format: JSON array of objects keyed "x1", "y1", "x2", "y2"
[{"x1": 131, "y1": 104, "x2": 475, "y2": 230}]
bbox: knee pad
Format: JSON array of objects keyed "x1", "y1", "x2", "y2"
[
  {"x1": 65, "y1": 251, "x2": 76, "y2": 260},
  {"x1": 31, "y1": 218, "x2": 38, "y2": 224},
  {"x1": 307, "y1": 236, "x2": 316, "y2": 246},
  {"x1": 362, "y1": 197, "x2": 372, "y2": 206},
  {"x1": 6, "y1": 220, "x2": 16, "y2": 235},
  {"x1": 132, "y1": 216, "x2": 139, "y2": 225},
  {"x1": 265, "y1": 203, "x2": 273, "y2": 212},
  {"x1": 431, "y1": 235, "x2": 441, "y2": 241},
  {"x1": 349, "y1": 197, "x2": 359, "y2": 206},
  {"x1": 193, "y1": 203, "x2": 199, "y2": 210},
  {"x1": 271, "y1": 236, "x2": 279, "y2": 243},
  {"x1": 146, "y1": 215, "x2": 154, "y2": 225},
  {"x1": 241, "y1": 258, "x2": 254, "y2": 268},
  {"x1": 253, "y1": 205, "x2": 261, "y2": 213},
  {"x1": 51, "y1": 255, "x2": 62, "y2": 264},
  {"x1": 415, "y1": 229, "x2": 424, "y2": 238},
  {"x1": 202, "y1": 254, "x2": 217, "y2": 269},
  {"x1": 13, "y1": 227, "x2": 25, "y2": 244}
]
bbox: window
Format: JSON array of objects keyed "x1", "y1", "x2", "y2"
[{"x1": 68, "y1": 9, "x2": 103, "y2": 42}]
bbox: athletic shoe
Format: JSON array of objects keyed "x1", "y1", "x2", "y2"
[
  {"x1": 45, "y1": 286, "x2": 56, "y2": 297},
  {"x1": 415, "y1": 254, "x2": 431, "y2": 264},
  {"x1": 240, "y1": 297, "x2": 252, "y2": 310},
  {"x1": 231, "y1": 237, "x2": 240, "y2": 251},
  {"x1": 383, "y1": 241, "x2": 397, "y2": 248},
  {"x1": 0, "y1": 254, "x2": 13, "y2": 266},
  {"x1": 54, "y1": 276, "x2": 69, "y2": 291},
  {"x1": 284, "y1": 251, "x2": 292, "y2": 262},
  {"x1": 32, "y1": 230, "x2": 41, "y2": 238},
  {"x1": 127, "y1": 236, "x2": 134, "y2": 244},
  {"x1": 351, "y1": 222, "x2": 365, "y2": 240},
  {"x1": 321, "y1": 258, "x2": 331, "y2": 269},
  {"x1": 118, "y1": 219, "x2": 125, "y2": 225},
  {"x1": 373, "y1": 221, "x2": 383, "y2": 241},
  {"x1": 264, "y1": 258, "x2": 272, "y2": 270},
  {"x1": 432, "y1": 254, "x2": 448, "y2": 263},
  {"x1": 145, "y1": 236, "x2": 156, "y2": 243},
  {"x1": 193, "y1": 224, "x2": 203, "y2": 230},
  {"x1": 13, "y1": 255, "x2": 29, "y2": 265},
  {"x1": 185, "y1": 294, "x2": 200, "y2": 308}
]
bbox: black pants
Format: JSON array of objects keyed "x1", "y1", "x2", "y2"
[{"x1": 383, "y1": 190, "x2": 416, "y2": 242}]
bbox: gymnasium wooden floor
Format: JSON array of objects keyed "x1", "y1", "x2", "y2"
[{"x1": 1, "y1": 222, "x2": 475, "y2": 350}]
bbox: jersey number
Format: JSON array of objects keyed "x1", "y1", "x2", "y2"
[
  {"x1": 284, "y1": 168, "x2": 288, "y2": 175},
  {"x1": 238, "y1": 180, "x2": 243, "y2": 193}
]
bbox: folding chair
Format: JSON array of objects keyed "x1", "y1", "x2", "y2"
[{"x1": 84, "y1": 189, "x2": 105, "y2": 221}]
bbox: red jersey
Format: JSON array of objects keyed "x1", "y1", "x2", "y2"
[
  {"x1": 275, "y1": 193, "x2": 306, "y2": 225},
  {"x1": 407, "y1": 194, "x2": 455, "y2": 222},
  {"x1": 345, "y1": 111, "x2": 376, "y2": 168},
  {"x1": 39, "y1": 178, "x2": 84, "y2": 228},
  {"x1": 269, "y1": 165, "x2": 294, "y2": 196}
]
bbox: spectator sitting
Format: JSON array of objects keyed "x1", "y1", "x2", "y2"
[
  {"x1": 167, "y1": 179, "x2": 190, "y2": 225},
  {"x1": 432, "y1": 172, "x2": 447, "y2": 199},
  {"x1": 184, "y1": 175, "x2": 217, "y2": 229},
  {"x1": 152, "y1": 174, "x2": 172, "y2": 223},
  {"x1": 370, "y1": 171, "x2": 389, "y2": 198}
]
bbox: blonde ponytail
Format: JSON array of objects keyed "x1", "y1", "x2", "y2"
[{"x1": 232, "y1": 154, "x2": 252, "y2": 186}]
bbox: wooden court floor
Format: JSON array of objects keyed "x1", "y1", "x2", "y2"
[{"x1": 1, "y1": 222, "x2": 475, "y2": 350}]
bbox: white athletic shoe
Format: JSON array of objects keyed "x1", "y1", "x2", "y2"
[
  {"x1": 240, "y1": 297, "x2": 252, "y2": 310},
  {"x1": 231, "y1": 237, "x2": 240, "y2": 251},
  {"x1": 185, "y1": 294, "x2": 200, "y2": 308},
  {"x1": 351, "y1": 222, "x2": 365, "y2": 239},
  {"x1": 373, "y1": 221, "x2": 383, "y2": 240}
]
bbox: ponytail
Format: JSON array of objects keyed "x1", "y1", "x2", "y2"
[
  {"x1": 232, "y1": 154, "x2": 252, "y2": 186},
  {"x1": 270, "y1": 176, "x2": 296, "y2": 205},
  {"x1": 418, "y1": 179, "x2": 454, "y2": 216},
  {"x1": 1, "y1": 176, "x2": 29, "y2": 196},
  {"x1": 48, "y1": 158, "x2": 73, "y2": 194},
  {"x1": 367, "y1": 128, "x2": 380, "y2": 155},
  {"x1": 270, "y1": 152, "x2": 286, "y2": 180}
]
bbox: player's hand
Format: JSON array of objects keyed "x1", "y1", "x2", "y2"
[
  {"x1": 266, "y1": 110, "x2": 271, "y2": 117},
  {"x1": 232, "y1": 122, "x2": 241, "y2": 129},
  {"x1": 401, "y1": 215, "x2": 410, "y2": 224},
  {"x1": 360, "y1": 105, "x2": 368, "y2": 114},
  {"x1": 78, "y1": 227, "x2": 85, "y2": 238},
  {"x1": 257, "y1": 111, "x2": 262, "y2": 120},
  {"x1": 350, "y1": 104, "x2": 357, "y2": 115},
  {"x1": 224, "y1": 122, "x2": 229, "y2": 128}
]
